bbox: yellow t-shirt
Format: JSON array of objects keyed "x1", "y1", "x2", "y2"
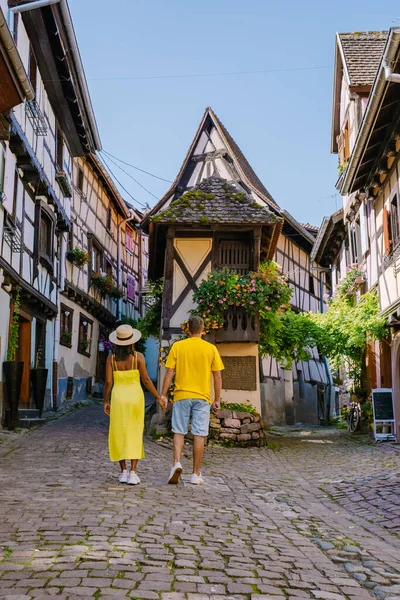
[{"x1": 165, "y1": 337, "x2": 224, "y2": 403}]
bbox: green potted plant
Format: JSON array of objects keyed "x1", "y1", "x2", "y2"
[
  {"x1": 60, "y1": 329, "x2": 72, "y2": 346},
  {"x1": 3, "y1": 288, "x2": 24, "y2": 430},
  {"x1": 30, "y1": 344, "x2": 48, "y2": 418},
  {"x1": 66, "y1": 247, "x2": 89, "y2": 268}
]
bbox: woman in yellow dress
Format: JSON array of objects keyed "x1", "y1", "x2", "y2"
[{"x1": 104, "y1": 325, "x2": 167, "y2": 485}]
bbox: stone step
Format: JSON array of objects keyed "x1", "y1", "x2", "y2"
[
  {"x1": 18, "y1": 408, "x2": 41, "y2": 419},
  {"x1": 18, "y1": 417, "x2": 46, "y2": 429}
]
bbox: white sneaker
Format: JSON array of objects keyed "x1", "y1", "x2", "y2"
[
  {"x1": 191, "y1": 473, "x2": 204, "y2": 485},
  {"x1": 119, "y1": 469, "x2": 129, "y2": 483},
  {"x1": 168, "y1": 462, "x2": 183, "y2": 484},
  {"x1": 127, "y1": 471, "x2": 140, "y2": 485}
]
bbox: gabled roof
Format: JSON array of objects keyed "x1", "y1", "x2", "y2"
[
  {"x1": 339, "y1": 31, "x2": 388, "y2": 86},
  {"x1": 152, "y1": 176, "x2": 279, "y2": 226},
  {"x1": 331, "y1": 31, "x2": 388, "y2": 154},
  {"x1": 311, "y1": 209, "x2": 345, "y2": 267},
  {"x1": 143, "y1": 107, "x2": 280, "y2": 228}
]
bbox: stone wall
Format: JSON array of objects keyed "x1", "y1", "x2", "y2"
[{"x1": 210, "y1": 409, "x2": 265, "y2": 447}]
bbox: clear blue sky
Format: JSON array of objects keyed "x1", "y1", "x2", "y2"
[{"x1": 69, "y1": 0, "x2": 399, "y2": 226}]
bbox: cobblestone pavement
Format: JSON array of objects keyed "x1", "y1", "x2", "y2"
[{"x1": 0, "y1": 404, "x2": 400, "y2": 600}]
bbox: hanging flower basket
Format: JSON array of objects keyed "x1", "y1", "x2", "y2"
[{"x1": 66, "y1": 247, "x2": 89, "y2": 268}]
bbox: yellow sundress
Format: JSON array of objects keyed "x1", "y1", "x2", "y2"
[{"x1": 108, "y1": 353, "x2": 145, "y2": 461}]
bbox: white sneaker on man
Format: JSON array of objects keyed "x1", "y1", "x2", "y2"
[
  {"x1": 119, "y1": 469, "x2": 129, "y2": 484},
  {"x1": 191, "y1": 473, "x2": 204, "y2": 485},
  {"x1": 127, "y1": 471, "x2": 140, "y2": 485},
  {"x1": 168, "y1": 462, "x2": 183, "y2": 484}
]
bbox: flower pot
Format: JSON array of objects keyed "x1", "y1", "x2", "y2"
[
  {"x1": 3, "y1": 361, "x2": 24, "y2": 430},
  {"x1": 31, "y1": 367, "x2": 48, "y2": 417}
]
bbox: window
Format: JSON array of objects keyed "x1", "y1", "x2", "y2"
[
  {"x1": 127, "y1": 274, "x2": 136, "y2": 301},
  {"x1": 126, "y1": 228, "x2": 134, "y2": 253},
  {"x1": 391, "y1": 195, "x2": 400, "y2": 247},
  {"x1": 76, "y1": 166, "x2": 84, "y2": 192},
  {"x1": 105, "y1": 258, "x2": 113, "y2": 278},
  {"x1": 297, "y1": 369, "x2": 305, "y2": 399},
  {"x1": 349, "y1": 224, "x2": 359, "y2": 264},
  {"x1": 91, "y1": 242, "x2": 103, "y2": 274},
  {"x1": 68, "y1": 222, "x2": 74, "y2": 251},
  {"x1": 39, "y1": 212, "x2": 52, "y2": 258},
  {"x1": 78, "y1": 314, "x2": 93, "y2": 356},
  {"x1": 218, "y1": 235, "x2": 251, "y2": 274},
  {"x1": 56, "y1": 126, "x2": 63, "y2": 171},
  {"x1": 309, "y1": 274, "x2": 315, "y2": 296},
  {"x1": 359, "y1": 202, "x2": 369, "y2": 256},
  {"x1": 13, "y1": 13, "x2": 19, "y2": 44},
  {"x1": 106, "y1": 207, "x2": 112, "y2": 230},
  {"x1": 29, "y1": 45, "x2": 37, "y2": 94},
  {"x1": 60, "y1": 305, "x2": 73, "y2": 348}
]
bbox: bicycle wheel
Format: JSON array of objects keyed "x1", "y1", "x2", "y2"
[{"x1": 348, "y1": 407, "x2": 360, "y2": 433}]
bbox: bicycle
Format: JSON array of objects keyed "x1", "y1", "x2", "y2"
[{"x1": 347, "y1": 401, "x2": 361, "y2": 433}]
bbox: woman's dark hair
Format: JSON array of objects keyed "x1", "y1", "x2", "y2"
[{"x1": 114, "y1": 344, "x2": 135, "y2": 361}]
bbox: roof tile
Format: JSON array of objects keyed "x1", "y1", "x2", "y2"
[
  {"x1": 339, "y1": 31, "x2": 388, "y2": 86},
  {"x1": 152, "y1": 176, "x2": 280, "y2": 226}
]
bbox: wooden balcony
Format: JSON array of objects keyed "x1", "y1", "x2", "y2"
[{"x1": 207, "y1": 307, "x2": 259, "y2": 344}]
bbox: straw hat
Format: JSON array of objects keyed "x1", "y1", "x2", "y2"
[{"x1": 109, "y1": 324, "x2": 141, "y2": 346}]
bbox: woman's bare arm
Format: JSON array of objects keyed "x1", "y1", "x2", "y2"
[
  {"x1": 104, "y1": 355, "x2": 113, "y2": 416},
  {"x1": 137, "y1": 353, "x2": 167, "y2": 412}
]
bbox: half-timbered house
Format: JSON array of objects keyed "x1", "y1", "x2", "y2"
[
  {"x1": 58, "y1": 154, "x2": 143, "y2": 405},
  {"x1": 143, "y1": 107, "x2": 330, "y2": 425},
  {"x1": 0, "y1": 0, "x2": 100, "y2": 425},
  {"x1": 320, "y1": 28, "x2": 400, "y2": 439}
]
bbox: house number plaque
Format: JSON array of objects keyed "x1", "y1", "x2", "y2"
[{"x1": 221, "y1": 356, "x2": 257, "y2": 391}]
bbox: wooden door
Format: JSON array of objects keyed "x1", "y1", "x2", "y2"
[{"x1": 18, "y1": 316, "x2": 31, "y2": 405}]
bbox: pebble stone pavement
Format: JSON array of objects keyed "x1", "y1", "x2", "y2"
[{"x1": 0, "y1": 403, "x2": 400, "y2": 600}]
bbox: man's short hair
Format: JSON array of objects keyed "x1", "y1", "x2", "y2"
[{"x1": 188, "y1": 316, "x2": 204, "y2": 334}]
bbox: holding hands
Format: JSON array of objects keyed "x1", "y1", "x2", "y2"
[{"x1": 158, "y1": 395, "x2": 168, "y2": 413}]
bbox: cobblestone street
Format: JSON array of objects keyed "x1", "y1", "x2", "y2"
[{"x1": 0, "y1": 404, "x2": 400, "y2": 600}]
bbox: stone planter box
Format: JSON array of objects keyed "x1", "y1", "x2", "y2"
[{"x1": 209, "y1": 408, "x2": 266, "y2": 447}]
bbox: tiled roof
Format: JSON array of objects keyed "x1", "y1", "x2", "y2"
[
  {"x1": 152, "y1": 176, "x2": 280, "y2": 225},
  {"x1": 339, "y1": 31, "x2": 388, "y2": 86},
  {"x1": 301, "y1": 222, "x2": 319, "y2": 234},
  {"x1": 210, "y1": 109, "x2": 280, "y2": 210}
]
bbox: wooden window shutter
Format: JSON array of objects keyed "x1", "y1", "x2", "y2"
[
  {"x1": 127, "y1": 274, "x2": 135, "y2": 300},
  {"x1": 383, "y1": 207, "x2": 392, "y2": 254}
]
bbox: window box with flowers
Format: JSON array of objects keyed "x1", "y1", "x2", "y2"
[
  {"x1": 66, "y1": 247, "x2": 89, "y2": 268},
  {"x1": 91, "y1": 273, "x2": 123, "y2": 300}
]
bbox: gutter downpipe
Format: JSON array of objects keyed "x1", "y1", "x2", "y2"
[
  {"x1": 117, "y1": 209, "x2": 140, "y2": 321},
  {"x1": 0, "y1": 7, "x2": 34, "y2": 100},
  {"x1": 342, "y1": 27, "x2": 400, "y2": 195}
]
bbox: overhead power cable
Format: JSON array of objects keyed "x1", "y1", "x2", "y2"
[
  {"x1": 100, "y1": 151, "x2": 159, "y2": 200},
  {"x1": 102, "y1": 149, "x2": 172, "y2": 183},
  {"x1": 0, "y1": 64, "x2": 332, "y2": 85},
  {"x1": 87, "y1": 65, "x2": 332, "y2": 81},
  {"x1": 98, "y1": 154, "x2": 148, "y2": 210}
]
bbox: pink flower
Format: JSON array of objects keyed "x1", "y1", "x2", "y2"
[
  {"x1": 199, "y1": 299, "x2": 203, "y2": 302},
  {"x1": 223, "y1": 297, "x2": 227, "y2": 301},
  {"x1": 207, "y1": 310, "x2": 211, "y2": 313},
  {"x1": 218, "y1": 299, "x2": 224, "y2": 304},
  {"x1": 265, "y1": 306, "x2": 271, "y2": 311},
  {"x1": 250, "y1": 301, "x2": 255, "y2": 305}
]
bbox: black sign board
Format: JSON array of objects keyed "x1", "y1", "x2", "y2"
[{"x1": 372, "y1": 390, "x2": 394, "y2": 421}]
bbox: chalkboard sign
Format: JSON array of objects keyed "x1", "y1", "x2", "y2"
[{"x1": 372, "y1": 389, "x2": 394, "y2": 421}]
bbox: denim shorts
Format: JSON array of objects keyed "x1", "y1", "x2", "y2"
[{"x1": 172, "y1": 399, "x2": 211, "y2": 437}]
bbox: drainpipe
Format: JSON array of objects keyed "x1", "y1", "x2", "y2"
[
  {"x1": 117, "y1": 209, "x2": 140, "y2": 321},
  {"x1": 0, "y1": 7, "x2": 34, "y2": 100},
  {"x1": 383, "y1": 60, "x2": 400, "y2": 83},
  {"x1": 59, "y1": 233, "x2": 66, "y2": 293}
]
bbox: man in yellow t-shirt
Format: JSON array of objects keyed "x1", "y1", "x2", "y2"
[{"x1": 161, "y1": 316, "x2": 224, "y2": 485}]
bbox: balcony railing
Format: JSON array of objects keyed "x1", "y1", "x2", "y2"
[
  {"x1": 208, "y1": 307, "x2": 259, "y2": 343},
  {"x1": 25, "y1": 99, "x2": 47, "y2": 136}
]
